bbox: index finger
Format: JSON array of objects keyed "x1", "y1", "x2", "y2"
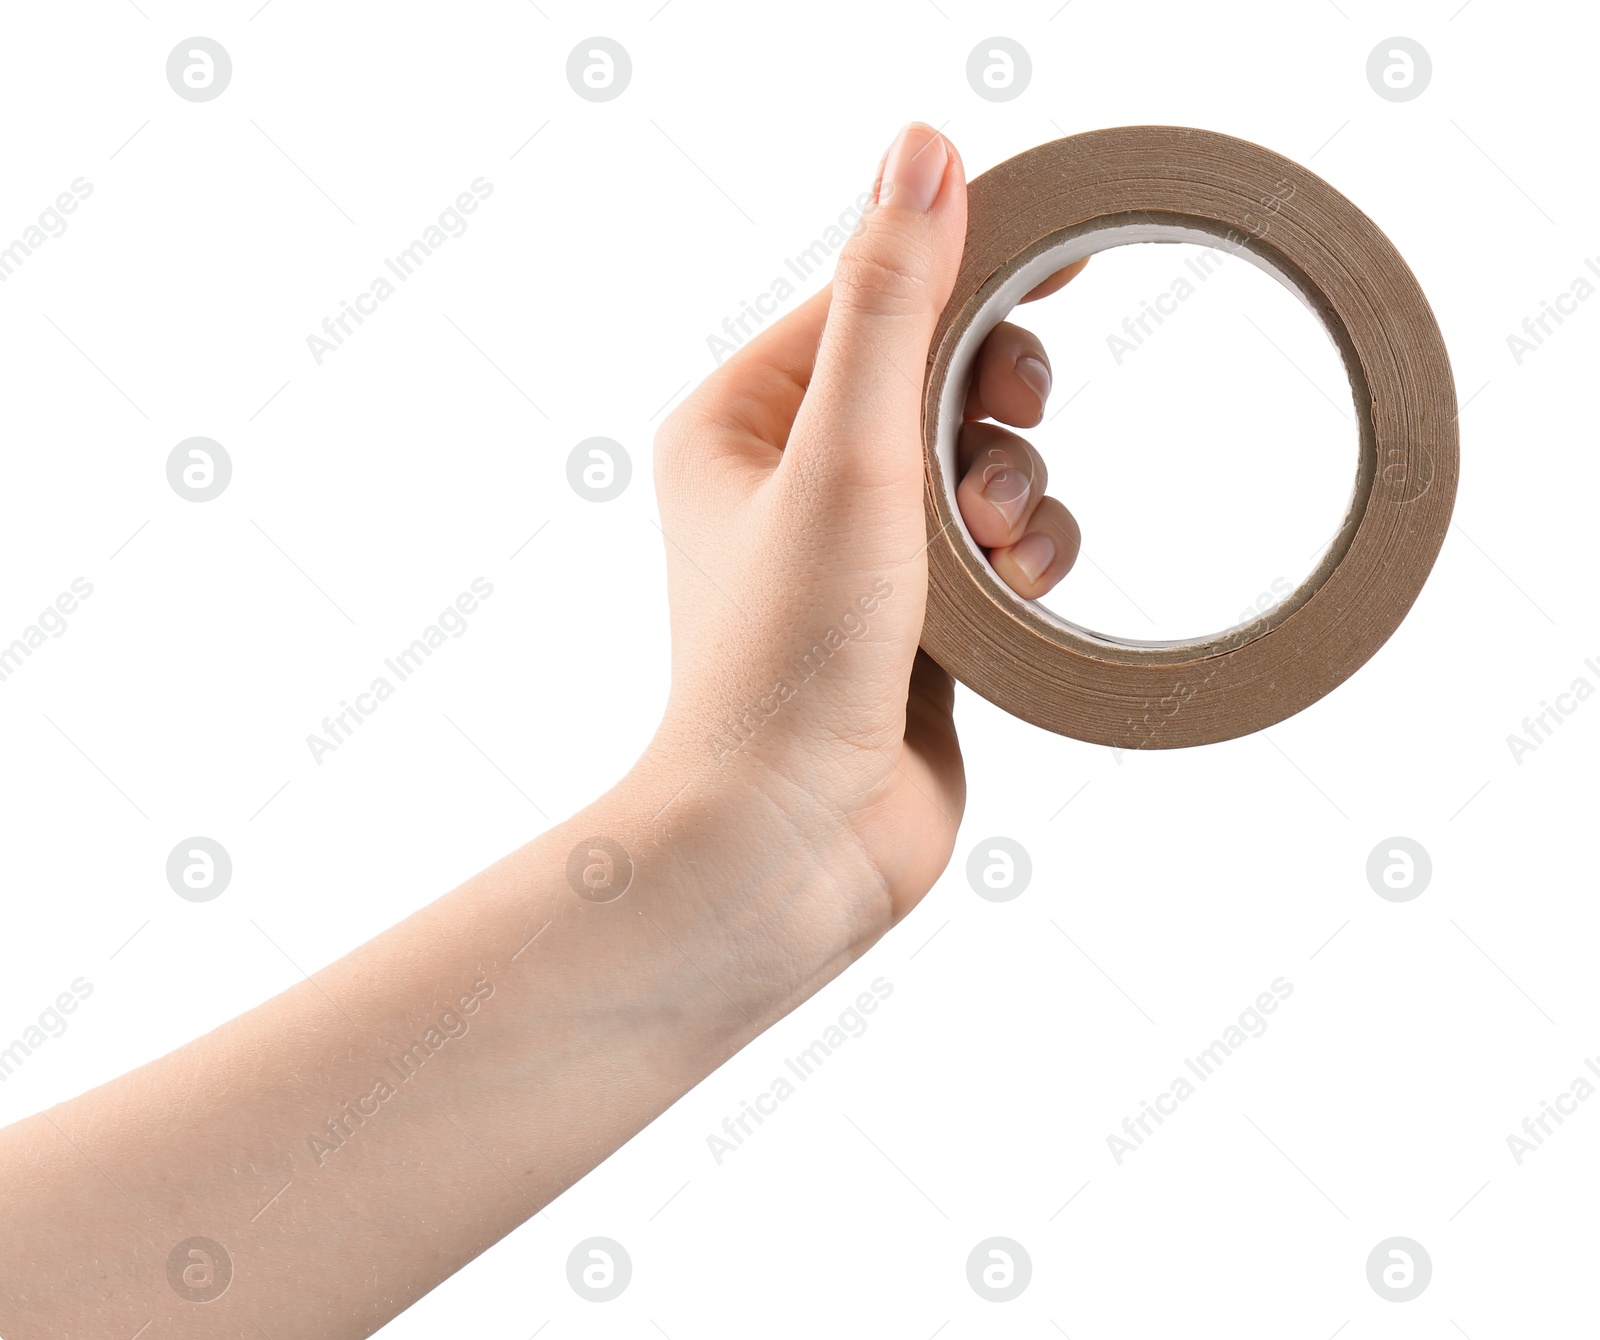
[{"x1": 1017, "y1": 256, "x2": 1089, "y2": 304}]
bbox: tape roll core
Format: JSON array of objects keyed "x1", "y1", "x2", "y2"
[{"x1": 920, "y1": 126, "x2": 1458, "y2": 749}]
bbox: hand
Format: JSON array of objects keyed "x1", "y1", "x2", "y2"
[
  {"x1": 0, "y1": 126, "x2": 1093, "y2": 1340},
  {"x1": 639, "y1": 122, "x2": 1086, "y2": 1001}
]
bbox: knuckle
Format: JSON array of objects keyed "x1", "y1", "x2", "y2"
[
  {"x1": 830, "y1": 241, "x2": 931, "y2": 317},
  {"x1": 1025, "y1": 443, "x2": 1048, "y2": 495},
  {"x1": 652, "y1": 402, "x2": 704, "y2": 477}
]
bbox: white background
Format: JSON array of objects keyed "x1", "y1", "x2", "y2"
[{"x1": 1, "y1": 1, "x2": 1595, "y2": 1336}]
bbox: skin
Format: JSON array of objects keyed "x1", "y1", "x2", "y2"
[{"x1": 0, "y1": 124, "x2": 1085, "y2": 1339}]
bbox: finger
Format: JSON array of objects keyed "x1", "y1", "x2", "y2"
[
  {"x1": 781, "y1": 123, "x2": 968, "y2": 496},
  {"x1": 706, "y1": 284, "x2": 831, "y2": 395},
  {"x1": 955, "y1": 420, "x2": 1045, "y2": 476},
  {"x1": 1018, "y1": 256, "x2": 1089, "y2": 304},
  {"x1": 988, "y1": 496, "x2": 1080, "y2": 599},
  {"x1": 871, "y1": 648, "x2": 966, "y2": 921},
  {"x1": 954, "y1": 423, "x2": 1048, "y2": 549},
  {"x1": 670, "y1": 285, "x2": 833, "y2": 454},
  {"x1": 962, "y1": 320, "x2": 1051, "y2": 427},
  {"x1": 902, "y1": 649, "x2": 964, "y2": 814}
]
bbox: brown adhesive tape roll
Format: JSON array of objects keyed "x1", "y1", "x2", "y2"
[{"x1": 920, "y1": 125, "x2": 1458, "y2": 749}]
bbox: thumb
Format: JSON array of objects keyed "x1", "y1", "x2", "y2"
[{"x1": 784, "y1": 124, "x2": 967, "y2": 488}]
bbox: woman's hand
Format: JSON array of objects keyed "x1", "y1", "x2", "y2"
[
  {"x1": 0, "y1": 124, "x2": 1090, "y2": 1340},
  {"x1": 637, "y1": 122, "x2": 1086, "y2": 1004}
]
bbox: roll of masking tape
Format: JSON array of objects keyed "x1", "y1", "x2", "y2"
[{"x1": 920, "y1": 125, "x2": 1458, "y2": 749}]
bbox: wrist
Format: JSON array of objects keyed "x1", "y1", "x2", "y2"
[{"x1": 583, "y1": 746, "x2": 891, "y2": 1027}]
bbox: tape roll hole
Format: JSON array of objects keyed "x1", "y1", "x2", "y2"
[{"x1": 936, "y1": 224, "x2": 1362, "y2": 651}]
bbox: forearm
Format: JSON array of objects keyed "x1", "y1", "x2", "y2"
[
  {"x1": 0, "y1": 119, "x2": 985, "y2": 1339},
  {"x1": 0, "y1": 761, "x2": 854, "y2": 1338}
]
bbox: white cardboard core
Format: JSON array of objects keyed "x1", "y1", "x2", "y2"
[{"x1": 935, "y1": 223, "x2": 1360, "y2": 652}]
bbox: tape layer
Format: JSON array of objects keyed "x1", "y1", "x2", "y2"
[{"x1": 920, "y1": 126, "x2": 1458, "y2": 748}]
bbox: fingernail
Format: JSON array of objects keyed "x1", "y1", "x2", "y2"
[
  {"x1": 1010, "y1": 532, "x2": 1055, "y2": 585},
  {"x1": 981, "y1": 466, "x2": 1031, "y2": 528},
  {"x1": 1016, "y1": 355, "x2": 1051, "y2": 409},
  {"x1": 879, "y1": 124, "x2": 949, "y2": 214}
]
